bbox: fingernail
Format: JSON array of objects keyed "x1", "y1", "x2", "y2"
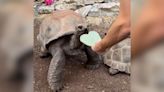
[
  {"x1": 92, "y1": 42, "x2": 101, "y2": 52},
  {"x1": 91, "y1": 45, "x2": 96, "y2": 51}
]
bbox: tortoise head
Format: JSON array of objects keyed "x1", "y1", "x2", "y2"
[
  {"x1": 75, "y1": 25, "x2": 88, "y2": 37},
  {"x1": 69, "y1": 25, "x2": 89, "y2": 49}
]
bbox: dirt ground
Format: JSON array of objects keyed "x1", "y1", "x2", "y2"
[{"x1": 34, "y1": 18, "x2": 130, "y2": 92}]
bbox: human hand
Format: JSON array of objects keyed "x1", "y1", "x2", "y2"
[{"x1": 132, "y1": 2, "x2": 164, "y2": 57}]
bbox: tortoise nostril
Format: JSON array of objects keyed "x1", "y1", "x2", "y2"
[
  {"x1": 84, "y1": 28, "x2": 88, "y2": 33},
  {"x1": 78, "y1": 26, "x2": 83, "y2": 29}
]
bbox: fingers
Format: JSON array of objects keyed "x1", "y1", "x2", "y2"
[
  {"x1": 91, "y1": 20, "x2": 130, "y2": 53},
  {"x1": 91, "y1": 41, "x2": 103, "y2": 53},
  {"x1": 91, "y1": 39, "x2": 109, "y2": 53}
]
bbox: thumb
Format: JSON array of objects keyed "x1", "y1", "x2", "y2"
[{"x1": 91, "y1": 39, "x2": 108, "y2": 53}]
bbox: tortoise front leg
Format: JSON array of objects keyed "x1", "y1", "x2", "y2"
[
  {"x1": 39, "y1": 47, "x2": 51, "y2": 58},
  {"x1": 85, "y1": 46, "x2": 102, "y2": 70},
  {"x1": 48, "y1": 48, "x2": 65, "y2": 92}
]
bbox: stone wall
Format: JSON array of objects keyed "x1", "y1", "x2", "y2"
[{"x1": 34, "y1": 0, "x2": 119, "y2": 33}]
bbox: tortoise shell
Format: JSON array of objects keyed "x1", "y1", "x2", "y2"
[
  {"x1": 37, "y1": 10, "x2": 87, "y2": 52},
  {"x1": 104, "y1": 38, "x2": 131, "y2": 74}
]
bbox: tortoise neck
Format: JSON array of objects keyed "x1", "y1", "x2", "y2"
[
  {"x1": 49, "y1": 45, "x2": 60, "y2": 55},
  {"x1": 48, "y1": 41, "x2": 61, "y2": 55}
]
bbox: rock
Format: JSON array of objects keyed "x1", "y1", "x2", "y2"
[
  {"x1": 89, "y1": 3, "x2": 119, "y2": 11},
  {"x1": 87, "y1": 3, "x2": 119, "y2": 17},
  {"x1": 35, "y1": 0, "x2": 44, "y2": 2},
  {"x1": 95, "y1": 0, "x2": 105, "y2": 3},
  {"x1": 86, "y1": 16, "x2": 113, "y2": 27},
  {"x1": 88, "y1": 11, "x2": 101, "y2": 17},
  {"x1": 64, "y1": 85, "x2": 70, "y2": 89},
  {"x1": 88, "y1": 10, "x2": 118, "y2": 17},
  {"x1": 85, "y1": 16, "x2": 114, "y2": 33},
  {"x1": 64, "y1": 0, "x2": 75, "y2": 3},
  {"x1": 55, "y1": 2, "x2": 77, "y2": 10},
  {"x1": 96, "y1": 2, "x2": 119, "y2": 9},
  {"x1": 104, "y1": 0, "x2": 119, "y2": 3},
  {"x1": 74, "y1": 0, "x2": 84, "y2": 6},
  {"x1": 75, "y1": 5, "x2": 92, "y2": 17},
  {"x1": 102, "y1": 16, "x2": 114, "y2": 28},
  {"x1": 37, "y1": 5, "x2": 55, "y2": 14},
  {"x1": 84, "y1": 0, "x2": 95, "y2": 5},
  {"x1": 87, "y1": 17, "x2": 103, "y2": 26},
  {"x1": 54, "y1": 0, "x2": 78, "y2": 10},
  {"x1": 84, "y1": 0, "x2": 104, "y2": 5},
  {"x1": 87, "y1": 85, "x2": 94, "y2": 89},
  {"x1": 34, "y1": 2, "x2": 55, "y2": 14}
]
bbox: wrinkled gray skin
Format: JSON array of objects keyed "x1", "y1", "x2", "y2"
[{"x1": 41, "y1": 26, "x2": 102, "y2": 92}]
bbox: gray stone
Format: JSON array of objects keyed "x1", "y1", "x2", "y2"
[
  {"x1": 37, "y1": 4, "x2": 55, "y2": 14},
  {"x1": 87, "y1": 3, "x2": 119, "y2": 17},
  {"x1": 88, "y1": 11, "x2": 101, "y2": 17},
  {"x1": 97, "y1": 2, "x2": 119, "y2": 9},
  {"x1": 102, "y1": 16, "x2": 114, "y2": 28},
  {"x1": 87, "y1": 85, "x2": 94, "y2": 89},
  {"x1": 86, "y1": 17, "x2": 103, "y2": 26},
  {"x1": 64, "y1": 0, "x2": 75, "y2": 3},
  {"x1": 84, "y1": 0, "x2": 95, "y2": 5},
  {"x1": 104, "y1": 0, "x2": 119, "y2": 3},
  {"x1": 75, "y1": 5, "x2": 92, "y2": 17},
  {"x1": 55, "y1": 2, "x2": 77, "y2": 10},
  {"x1": 74, "y1": 0, "x2": 84, "y2": 6},
  {"x1": 84, "y1": 0, "x2": 104, "y2": 5},
  {"x1": 95, "y1": 0, "x2": 105, "y2": 3}
]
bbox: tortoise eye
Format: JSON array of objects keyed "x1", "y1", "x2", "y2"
[{"x1": 47, "y1": 26, "x2": 51, "y2": 32}]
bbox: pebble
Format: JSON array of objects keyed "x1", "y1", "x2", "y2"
[
  {"x1": 87, "y1": 85, "x2": 94, "y2": 89},
  {"x1": 75, "y1": 5, "x2": 92, "y2": 17}
]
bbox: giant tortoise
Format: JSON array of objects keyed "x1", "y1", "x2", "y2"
[{"x1": 37, "y1": 10, "x2": 102, "y2": 92}]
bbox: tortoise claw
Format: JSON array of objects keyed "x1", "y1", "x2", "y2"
[
  {"x1": 39, "y1": 52, "x2": 51, "y2": 58},
  {"x1": 109, "y1": 68, "x2": 119, "y2": 75},
  {"x1": 53, "y1": 84, "x2": 64, "y2": 92},
  {"x1": 85, "y1": 63, "x2": 100, "y2": 70}
]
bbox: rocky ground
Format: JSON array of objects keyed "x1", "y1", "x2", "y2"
[{"x1": 34, "y1": 55, "x2": 130, "y2": 92}]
